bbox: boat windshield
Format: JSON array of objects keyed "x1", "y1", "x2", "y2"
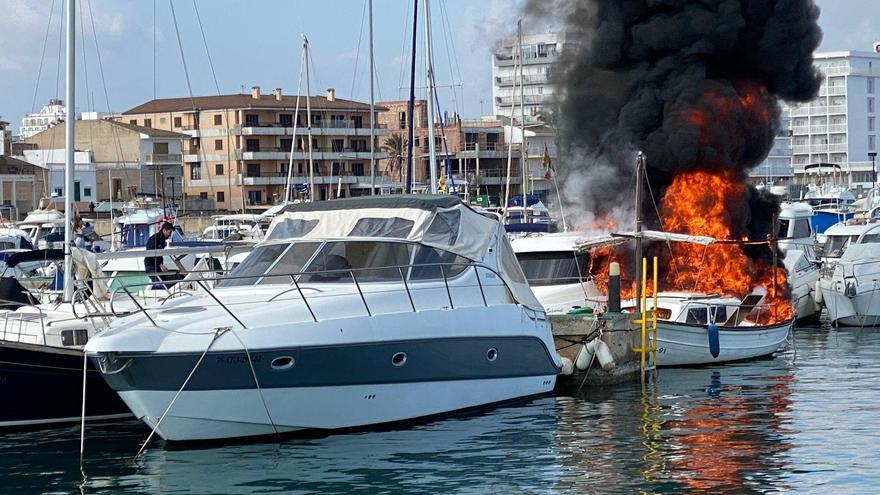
[
  {"x1": 824, "y1": 235, "x2": 857, "y2": 258},
  {"x1": 515, "y1": 251, "x2": 587, "y2": 287},
  {"x1": 219, "y1": 240, "x2": 470, "y2": 287}
]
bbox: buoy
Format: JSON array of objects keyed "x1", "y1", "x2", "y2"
[
  {"x1": 560, "y1": 357, "x2": 574, "y2": 376},
  {"x1": 708, "y1": 323, "x2": 720, "y2": 358},
  {"x1": 575, "y1": 341, "x2": 596, "y2": 370},
  {"x1": 595, "y1": 340, "x2": 615, "y2": 370}
]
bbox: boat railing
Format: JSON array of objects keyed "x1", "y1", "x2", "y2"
[
  {"x1": 98, "y1": 261, "x2": 525, "y2": 328},
  {"x1": 0, "y1": 299, "x2": 47, "y2": 345}
]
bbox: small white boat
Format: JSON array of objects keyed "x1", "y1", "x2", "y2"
[
  {"x1": 201, "y1": 214, "x2": 268, "y2": 242},
  {"x1": 777, "y1": 202, "x2": 821, "y2": 323},
  {"x1": 510, "y1": 232, "x2": 604, "y2": 314},
  {"x1": 638, "y1": 292, "x2": 793, "y2": 367},
  {"x1": 820, "y1": 242, "x2": 880, "y2": 326},
  {"x1": 86, "y1": 195, "x2": 559, "y2": 442}
]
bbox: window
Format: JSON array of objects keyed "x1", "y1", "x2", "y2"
[
  {"x1": 214, "y1": 114, "x2": 222, "y2": 125},
  {"x1": 199, "y1": 192, "x2": 208, "y2": 200},
  {"x1": 332, "y1": 162, "x2": 342, "y2": 175},
  {"x1": 516, "y1": 252, "x2": 587, "y2": 286},
  {"x1": 83, "y1": 187, "x2": 92, "y2": 197},
  {"x1": 280, "y1": 138, "x2": 292, "y2": 151},
  {"x1": 245, "y1": 114, "x2": 259, "y2": 126},
  {"x1": 246, "y1": 139, "x2": 260, "y2": 152},
  {"x1": 870, "y1": 78, "x2": 875, "y2": 94},
  {"x1": 190, "y1": 164, "x2": 202, "y2": 180},
  {"x1": 870, "y1": 98, "x2": 876, "y2": 113},
  {"x1": 247, "y1": 163, "x2": 261, "y2": 177},
  {"x1": 217, "y1": 191, "x2": 225, "y2": 203},
  {"x1": 215, "y1": 163, "x2": 224, "y2": 175},
  {"x1": 793, "y1": 219, "x2": 811, "y2": 238},
  {"x1": 348, "y1": 217, "x2": 414, "y2": 238},
  {"x1": 351, "y1": 163, "x2": 364, "y2": 176},
  {"x1": 221, "y1": 242, "x2": 321, "y2": 287},
  {"x1": 247, "y1": 190, "x2": 263, "y2": 204},
  {"x1": 174, "y1": 117, "x2": 182, "y2": 127},
  {"x1": 297, "y1": 163, "x2": 304, "y2": 174},
  {"x1": 398, "y1": 111, "x2": 406, "y2": 129},
  {"x1": 54, "y1": 187, "x2": 63, "y2": 197},
  {"x1": 870, "y1": 116, "x2": 876, "y2": 132},
  {"x1": 352, "y1": 116, "x2": 363, "y2": 128},
  {"x1": 129, "y1": 119, "x2": 137, "y2": 125},
  {"x1": 267, "y1": 219, "x2": 319, "y2": 240},
  {"x1": 332, "y1": 139, "x2": 344, "y2": 152},
  {"x1": 302, "y1": 241, "x2": 413, "y2": 283},
  {"x1": 153, "y1": 142, "x2": 169, "y2": 154},
  {"x1": 351, "y1": 139, "x2": 367, "y2": 152},
  {"x1": 144, "y1": 118, "x2": 152, "y2": 127},
  {"x1": 870, "y1": 135, "x2": 876, "y2": 151},
  {"x1": 279, "y1": 114, "x2": 293, "y2": 127},
  {"x1": 215, "y1": 139, "x2": 223, "y2": 150},
  {"x1": 685, "y1": 306, "x2": 708, "y2": 325}
]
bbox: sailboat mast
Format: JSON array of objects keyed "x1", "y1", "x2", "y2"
[
  {"x1": 518, "y1": 20, "x2": 528, "y2": 223},
  {"x1": 369, "y1": 0, "x2": 376, "y2": 195},
  {"x1": 63, "y1": 0, "x2": 76, "y2": 302},
  {"x1": 405, "y1": 0, "x2": 418, "y2": 194},
  {"x1": 634, "y1": 152, "x2": 645, "y2": 306},
  {"x1": 304, "y1": 36, "x2": 315, "y2": 201},
  {"x1": 424, "y1": 0, "x2": 438, "y2": 194}
]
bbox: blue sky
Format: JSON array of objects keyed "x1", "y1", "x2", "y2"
[{"x1": 1, "y1": 0, "x2": 877, "y2": 134}]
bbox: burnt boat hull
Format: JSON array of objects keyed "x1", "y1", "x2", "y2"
[{"x1": 0, "y1": 341, "x2": 130, "y2": 427}]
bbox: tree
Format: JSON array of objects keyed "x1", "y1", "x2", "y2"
[{"x1": 382, "y1": 133, "x2": 408, "y2": 182}]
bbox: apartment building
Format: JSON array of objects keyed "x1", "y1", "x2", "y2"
[
  {"x1": 119, "y1": 87, "x2": 388, "y2": 211},
  {"x1": 0, "y1": 119, "x2": 10, "y2": 155},
  {"x1": 492, "y1": 32, "x2": 575, "y2": 124},
  {"x1": 377, "y1": 99, "x2": 525, "y2": 206},
  {"x1": 23, "y1": 118, "x2": 185, "y2": 203},
  {"x1": 785, "y1": 50, "x2": 880, "y2": 189},
  {"x1": 20, "y1": 99, "x2": 68, "y2": 139}
]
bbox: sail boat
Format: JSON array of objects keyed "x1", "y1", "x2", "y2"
[{"x1": 0, "y1": 0, "x2": 129, "y2": 427}]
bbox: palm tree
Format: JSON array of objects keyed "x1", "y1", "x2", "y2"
[{"x1": 382, "y1": 133, "x2": 408, "y2": 182}]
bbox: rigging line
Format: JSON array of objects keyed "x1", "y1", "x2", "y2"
[
  {"x1": 85, "y1": 0, "x2": 129, "y2": 195},
  {"x1": 54, "y1": 0, "x2": 65, "y2": 101},
  {"x1": 30, "y1": 0, "x2": 57, "y2": 114},
  {"x1": 78, "y1": 0, "x2": 93, "y2": 113},
  {"x1": 192, "y1": 0, "x2": 231, "y2": 208},
  {"x1": 439, "y1": 0, "x2": 464, "y2": 116},
  {"x1": 396, "y1": 0, "x2": 414, "y2": 100},
  {"x1": 436, "y1": 0, "x2": 460, "y2": 116},
  {"x1": 153, "y1": 0, "x2": 157, "y2": 104},
  {"x1": 643, "y1": 168, "x2": 682, "y2": 283},
  {"x1": 349, "y1": 0, "x2": 368, "y2": 99}
]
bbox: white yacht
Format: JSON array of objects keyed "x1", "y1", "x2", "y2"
[
  {"x1": 777, "y1": 202, "x2": 821, "y2": 323},
  {"x1": 201, "y1": 214, "x2": 268, "y2": 242},
  {"x1": 820, "y1": 241, "x2": 880, "y2": 327},
  {"x1": 510, "y1": 232, "x2": 603, "y2": 314},
  {"x1": 86, "y1": 196, "x2": 560, "y2": 442},
  {"x1": 819, "y1": 221, "x2": 880, "y2": 262}
]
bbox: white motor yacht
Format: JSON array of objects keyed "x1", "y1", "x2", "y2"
[
  {"x1": 777, "y1": 202, "x2": 821, "y2": 323},
  {"x1": 201, "y1": 214, "x2": 268, "y2": 242},
  {"x1": 820, "y1": 242, "x2": 880, "y2": 326},
  {"x1": 510, "y1": 232, "x2": 604, "y2": 314},
  {"x1": 85, "y1": 195, "x2": 560, "y2": 442}
]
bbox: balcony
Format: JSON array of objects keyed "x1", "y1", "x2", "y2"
[
  {"x1": 237, "y1": 120, "x2": 388, "y2": 137},
  {"x1": 790, "y1": 105, "x2": 847, "y2": 116},
  {"x1": 791, "y1": 143, "x2": 848, "y2": 154},
  {"x1": 495, "y1": 74, "x2": 549, "y2": 86},
  {"x1": 819, "y1": 85, "x2": 847, "y2": 96},
  {"x1": 241, "y1": 148, "x2": 388, "y2": 161},
  {"x1": 144, "y1": 153, "x2": 182, "y2": 164}
]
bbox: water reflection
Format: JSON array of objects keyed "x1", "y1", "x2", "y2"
[{"x1": 1, "y1": 329, "x2": 879, "y2": 493}]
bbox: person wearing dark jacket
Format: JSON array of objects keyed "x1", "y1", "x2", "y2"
[{"x1": 145, "y1": 222, "x2": 177, "y2": 287}]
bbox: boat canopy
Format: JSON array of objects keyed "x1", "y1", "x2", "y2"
[
  {"x1": 574, "y1": 230, "x2": 717, "y2": 251},
  {"x1": 269, "y1": 196, "x2": 498, "y2": 263},
  {"x1": 267, "y1": 195, "x2": 543, "y2": 311}
]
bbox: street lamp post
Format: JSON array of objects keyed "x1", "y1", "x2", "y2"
[
  {"x1": 167, "y1": 176, "x2": 175, "y2": 211},
  {"x1": 870, "y1": 152, "x2": 878, "y2": 186}
]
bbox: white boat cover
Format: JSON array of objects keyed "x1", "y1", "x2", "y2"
[
  {"x1": 574, "y1": 230, "x2": 717, "y2": 251},
  {"x1": 267, "y1": 195, "x2": 544, "y2": 311},
  {"x1": 71, "y1": 247, "x2": 109, "y2": 299}
]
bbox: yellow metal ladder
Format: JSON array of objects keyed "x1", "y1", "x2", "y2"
[{"x1": 632, "y1": 256, "x2": 659, "y2": 373}]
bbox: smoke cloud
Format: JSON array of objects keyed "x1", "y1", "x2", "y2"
[{"x1": 526, "y1": 0, "x2": 823, "y2": 239}]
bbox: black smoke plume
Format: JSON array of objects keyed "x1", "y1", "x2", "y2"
[{"x1": 526, "y1": 0, "x2": 823, "y2": 240}]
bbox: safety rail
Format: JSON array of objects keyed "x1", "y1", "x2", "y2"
[
  {"x1": 98, "y1": 261, "x2": 526, "y2": 329},
  {"x1": 0, "y1": 299, "x2": 48, "y2": 346}
]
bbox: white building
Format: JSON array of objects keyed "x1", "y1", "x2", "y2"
[
  {"x1": 492, "y1": 32, "x2": 576, "y2": 124},
  {"x1": 0, "y1": 119, "x2": 10, "y2": 156},
  {"x1": 22, "y1": 149, "x2": 97, "y2": 203},
  {"x1": 786, "y1": 50, "x2": 880, "y2": 190},
  {"x1": 20, "y1": 99, "x2": 68, "y2": 139},
  {"x1": 750, "y1": 112, "x2": 793, "y2": 184}
]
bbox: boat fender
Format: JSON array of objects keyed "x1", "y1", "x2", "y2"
[
  {"x1": 595, "y1": 340, "x2": 615, "y2": 371},
  {"x1": 575, "y1": 340, "x2": 597, "y2": 371},
  {"x1": 708, "y1": 324, "x2": 720, "y2": 358},
  {"x1": 813, "y1": 280, "x2": 823, "y2": 308},
  {"x1": 560, "y1": 357, "x2": 574, "y2": 376}
]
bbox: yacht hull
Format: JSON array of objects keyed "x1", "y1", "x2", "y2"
[
  {"x1": 116, "y1": 376, "x2": 555, "y2": 441},
  {"x1": 821, "y1": 285, "x2": 880, "y2": 327},
  {"x1": 652, "y1": 320, "x2": 792, "y2": 367},
  {"x1": 92, "y1": 334, "x2": 559, "y2": 442},
  {"x1": 0, "y1": 341, "x2": 129, "y2": 427}
]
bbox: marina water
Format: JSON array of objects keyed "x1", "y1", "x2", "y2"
[{"x1": 2, "y1": 326, "x2": 878, "y2": 494}]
